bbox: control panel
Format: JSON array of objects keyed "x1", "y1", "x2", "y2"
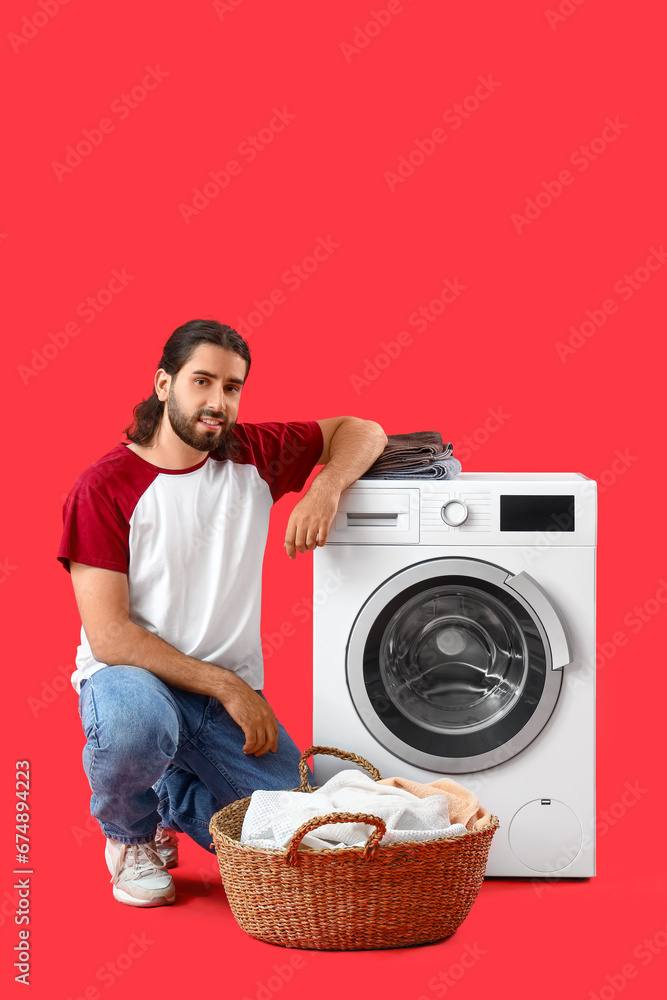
[{"x1": 324, "y1": 475, "x2": 595, "y2": 546}]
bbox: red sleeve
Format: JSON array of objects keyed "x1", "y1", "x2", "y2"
[
  {"x1": 57, "y1": 479, "x2": 130, "y2": 575},
  {"x1": 57, "y1": 444, "x2": 159, "y2": 574},
  {"x1": 236, "y1": 421, "x2": 324, "y2": 502}
]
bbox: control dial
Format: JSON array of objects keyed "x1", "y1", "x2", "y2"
[{"x1": 441, "y1": 500, "x2": 469, "y2": 527}]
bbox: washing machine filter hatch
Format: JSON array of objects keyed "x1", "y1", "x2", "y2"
[{"x1": 347, "y1": 558, "x2": 568, "y2": 773}]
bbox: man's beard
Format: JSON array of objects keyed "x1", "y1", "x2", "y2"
[{"x1": 166, "y1": 387, "x2": 238, "y2": 458}]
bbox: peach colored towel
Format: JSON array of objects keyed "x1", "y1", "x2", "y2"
[{"x1": 378, "y1": 776, "x2": 492, "y2": 831}]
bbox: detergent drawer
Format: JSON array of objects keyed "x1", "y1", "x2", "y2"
[{"x1": 326, "y1": 489, "x2": 420, "y2": 544}]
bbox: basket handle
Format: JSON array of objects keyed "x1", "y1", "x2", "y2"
[
  {"x1": 285, "y1": 812, "x2": 387, "y2": 867},
  {"x1": 298, "y1": 745, "x2": 382, "y2": 792}
]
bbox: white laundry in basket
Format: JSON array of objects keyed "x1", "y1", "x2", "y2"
[{"x1": 240, "y1": 769, "x2": 468, "y2": 850}]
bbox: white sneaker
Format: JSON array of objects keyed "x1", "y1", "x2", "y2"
[
  {"x1": 105, "y1": 839, "x2": 175, "y2": 907},
  {"x1": 154, "y1": 825, "x2": 179, "y2": 869}
]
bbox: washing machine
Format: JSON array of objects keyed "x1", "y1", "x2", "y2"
[{"x1": 312, "y1": 473, "x2": 596, "y2": 877}]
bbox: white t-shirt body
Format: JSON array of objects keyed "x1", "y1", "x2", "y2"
[{"x1": 58, "y1": 422, "x2": 323, "y2": 693}]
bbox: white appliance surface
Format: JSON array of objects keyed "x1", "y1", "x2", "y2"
[{"x1": 313, "y1": 473, "x2": 596, "y2": 877}]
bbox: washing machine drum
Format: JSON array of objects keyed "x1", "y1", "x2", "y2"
[{"x1": 347, "y1": 558, "x2": 571, "y2": 773}]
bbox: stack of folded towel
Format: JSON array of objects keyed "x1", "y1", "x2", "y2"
[
  {"x1": 240, "y1": 769, "x2": 491, "y2": 851},
  {"x1": 360, "y1": 430, "x2": 461, "y2": 480}
]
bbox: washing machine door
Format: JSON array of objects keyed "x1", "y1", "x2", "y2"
[{"x1": 346, "y1": 557, "x2": 572, "y2": 773}]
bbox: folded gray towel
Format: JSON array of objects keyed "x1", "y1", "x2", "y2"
[
  {"x1": 361, "y1": 456, "x2": 462, "y2": 480},
  {"x1": 363, "y1": 431, "x2": 451, "y2": 474}
]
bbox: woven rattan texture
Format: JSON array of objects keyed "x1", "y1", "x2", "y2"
[
  {"x1": 211, "y1": 793, "x2": 498, "y2": 950},
  {"x1": 209, "y1": 746, "x2": 499, "y2": 951}
]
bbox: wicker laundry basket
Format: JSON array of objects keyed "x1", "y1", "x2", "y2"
[{"x1": 209, "y1": 746, "x2": 498, "y2": 951}]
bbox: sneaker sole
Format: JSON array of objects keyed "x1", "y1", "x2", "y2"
[{"x1": 112, "y1": 885, "x2": 176, "y2": 907}]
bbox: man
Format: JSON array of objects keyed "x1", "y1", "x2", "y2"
[{"x1": 58, "y1": 318, "x2": 387, "y2": 907}]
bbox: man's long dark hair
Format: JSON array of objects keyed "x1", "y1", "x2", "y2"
[{"x1": 125, "y1": 319, "x2": 251, "y2": 447}]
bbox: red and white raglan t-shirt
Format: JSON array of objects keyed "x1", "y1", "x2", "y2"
[{"x1": 58, "y1": 421, "x2": 324, "y2": 694}]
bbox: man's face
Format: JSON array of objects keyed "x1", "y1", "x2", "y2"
[{"x1": 163, "y1": 344, "x2": 247, "y2": 454}]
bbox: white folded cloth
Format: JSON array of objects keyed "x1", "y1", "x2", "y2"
[{"x1": 240, "y1": 769, "x2": 468, "y2": 851}]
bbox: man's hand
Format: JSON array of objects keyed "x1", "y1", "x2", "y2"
[
  {"x1": 284, "y1": 485, "x2": 340, "y2": 559},
  {"x1": 69, "y1": 561, "x2": 279, "y2": 756},
  {"x1": 215, "y1": 672, "x2": 279, "y2": 755},
  {"x1": 283, "y1": 417, "x2": 387, "y2": 559}
]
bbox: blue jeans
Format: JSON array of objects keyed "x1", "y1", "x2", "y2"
[{"x1": 78, "y1": 665, "x2": 309, "y2": 853}]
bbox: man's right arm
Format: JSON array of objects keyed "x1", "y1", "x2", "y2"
[{"x1": 69, "y1": 561, "x2": 278, "y2": 755}]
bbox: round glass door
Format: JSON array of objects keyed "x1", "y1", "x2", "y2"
[
  {"x1": 347, "y1": 558, "x2": 569, "y2": 773},
  {"x1": 381, "y1": 584, "x2": 529, "y2": 733}
]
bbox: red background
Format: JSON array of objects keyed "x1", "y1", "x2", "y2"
[{"x1": 2, "y1": 1, "x2": 665, "y2": 997}]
